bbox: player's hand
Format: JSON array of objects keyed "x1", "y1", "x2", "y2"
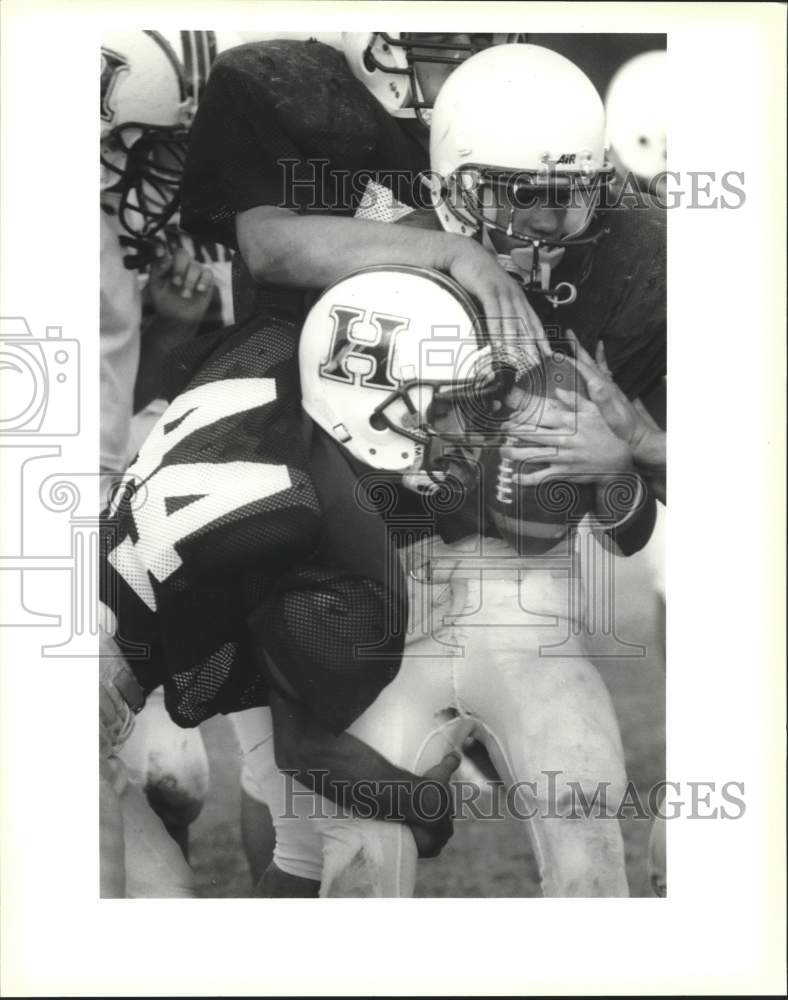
[
  {"x1": 445, "y1": 238, "x2": 549, "y2": 372},
  {"x1": 146, "y1": 245, "x2": 214, "y2": 326},
  {"x1": 502, "y1": 389, "x2": 634, "y2": 486},
  {"x1": 99, "y1": 673, "x2": 131, "y2": 758},
  {"x1": 562, "y1": 330, "x2": 661, "y2": 461},
  {"x1": 408, "y1": 751, "x2": 460, "y2": 859}
]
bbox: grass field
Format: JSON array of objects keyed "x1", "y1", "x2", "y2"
[{"x1": 188, "y1": 538, "x2": 665, "y2": 898}]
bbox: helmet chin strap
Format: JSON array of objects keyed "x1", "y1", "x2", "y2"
[
  {"x1": 483, "y1": 230, "x2": 578, "y2": 308},
  {"x1": 402, "y1": 447, "x2": 477, "y2": 497}
]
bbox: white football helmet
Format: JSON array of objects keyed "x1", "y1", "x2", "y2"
[
  {"x1": 158, "y1": 31, "x2": 244, "y2": 101},
  {"x1": 342, "y1": 33, "x2": 523, "y2": 126},
  {"x1": 429, "y1": 44, "x2": 615, "y2": 306},
  {"x1": 101, "y1": 31, "x2": 199, "y2": 242},
  {"x1": 605, "y1": 50, "x2": 667, "y2": 183},
  {"x1": 300, "y1": 266, "x2": 501, "y2": 475}
]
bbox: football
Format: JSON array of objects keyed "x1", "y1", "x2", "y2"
[{"x1": 482, "y1": 343, "x2": 597, "y2": 554}]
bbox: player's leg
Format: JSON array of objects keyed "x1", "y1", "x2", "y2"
[
  {"x1": 230, "y1": 707, "x2": 323, "y2": 897},
  {"x1": 121, "y1": 781, "x2": 196, "y2": 897},
  {"x1": 99, "y1": 656, "x2": 129, "y2": 898},
  {"x1": 99, "y1": 757, "x2": 127, "y2": 898},
  {"x1": 228, "y1": 709, "x2": 277, "y2": 884},
  {"x1": 100, "y1": 640, "x2": 196, "y2": 898},
  {"x1": 239, "y1": 547, "x2": 466, "y2": 898},
  {"x1": 457, "y1": 574, "x2": 629, "y2": 897},
  {"x1": 312, "y1": 551, "x2": 466, "y2": 898},
  {"x1": 118, "y1": 688, "x2": 210, "y2": 859},
  {"x1": 315, "y1": 636, "x2": 463, "y2": 898},
  {"x1": 256, "y1": 863, "x2": 320, "y2": 898},
  {"x1": 239, "y1": 787, "x2": 276, "y2": 886},
  {"x1": 102, "y1": 678, "x2": 193, "y2": 900}
]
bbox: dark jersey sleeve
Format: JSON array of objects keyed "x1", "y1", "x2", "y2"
[
  {"x1": 558, "y1": 205, "x2": 666, "y2": 400},
  {"x1": 181, "y1": 39, "x2": 428, "y2": 249}
]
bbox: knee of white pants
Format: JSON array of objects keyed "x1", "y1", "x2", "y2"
[
  {"x1": 229, "y1": 708, "x2": 275, "y2": 803},
  {"x1": 121, "y1": 783, "x2": 195, "y2": 898},
  {"x1": 230, "y1": 708, "x2": 324, "y2": 883},
  {"x1": 318, "y1": 818, "x2": 417, "y2": 898},
  {"x1": 119, "y1": 690, "x2": 210, "y2": 824}
]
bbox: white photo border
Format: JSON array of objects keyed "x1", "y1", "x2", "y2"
[{"x1": 1, "y1": 1, "x2": 785, "y2": 996}]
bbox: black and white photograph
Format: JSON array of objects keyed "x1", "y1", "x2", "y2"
[
  {"x1": 0, "y1": 3, "x2": 785, "y2": 997},
  {"x1": 97, "y1": 26, "x2": 669, "y2": 901}
]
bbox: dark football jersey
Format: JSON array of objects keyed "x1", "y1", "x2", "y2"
[
  {"x1": 537, "y1": 205, "x2": 666, "y2": 400},
  {"x1": 181, "y1": 39, "x2": 428, "y2": 244},
  {"x1": 109, "y1": 48, "x2": 662, "y2": 734},
  {"x1": 101, "y1": 305, "x2": 409, "y2": 735},
  {"x1": 375, "y1": 201, "x2": 666, "y2": 401},
  {"x1": 181, "y1": 38, "x2": 429, "y2": 328},
  {"x1": 105, "y1": 40, "x2": 436, "y2": 733}
]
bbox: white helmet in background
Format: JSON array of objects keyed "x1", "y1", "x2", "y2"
[
  {"x1": 428, "y1": 43, "x2": 614, "y2": 305},
  {"x1": 157, "y1": 30, "x2": 244, "y2": 100},
  {"x1": 342, "y1": 32, "x2": 524, "y2": 125},
  {"x1": 299, "y1": 266, "x2": 500, "y2": 477},
  {"x1": 101, "y1": 30, "x2": 237, "y2": 257},
  {"x1": 605, "y1": 50, "x2": 667, "y2": 183},
  {"x1": 101, "y1": 30, "x2": 195, "y2": 141},
  {"x1": 100, "y1": 31, "x2": 196, "y2": 241}
]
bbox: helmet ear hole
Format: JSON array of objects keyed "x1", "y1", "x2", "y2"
[
  {"x1": 369, "y1": 411, "x2": 387, "y2": 431},
  {"x1": 362, "y1": 47, "x2": 377, "y2": 73}
]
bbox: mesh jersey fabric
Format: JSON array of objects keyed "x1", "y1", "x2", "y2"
[
  {"x1": 102, "y1": 39, "x2": 662, "y2": 733},
  {"x1": 100, "y1": 42, "x2": 433, "y2": 733},
  {"x1": 100, "y1": 302, "x2": 418, "y2": 734},
  {"x1": 180, "y1": 39, "x2": 429, "y2": 250},
  {"x1": 356, "y1": 183, "x2": 666, "y2": 403},
  {"x1": 551, "y1": 205, "x2": 666, "y2": 400}
]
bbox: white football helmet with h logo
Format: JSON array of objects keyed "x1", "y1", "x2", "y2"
[{"x1": 299, "y1": 266, "x2": 500, "y2": 473}]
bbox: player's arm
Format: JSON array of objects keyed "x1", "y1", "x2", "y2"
[
  {"x1": 134, "y1": 248, "x2": 215, "y2": 411},
  {"x1": 562, "y1": 333, "x2": 666, "y2": 503},
  {"x1": 236, "y1": 205, "x2": 463, "y2": 289},
  {"x1": 629, "y1": 397, "x2": 666, "y2": 504},
  {"x1": 236, "y1": 205, "x2": 547, "y2": 363},
  {"x1": 268, "y1": 688, "x2": 458, "y2": 859},
  {"x1": 501, "y1": 389, "x2": 657, "y2": 555},
  {"x1": 181, "y1": 53, "x2": 547, "y2": 360},
  {"x1": 590, "y1": 474, "x2": 657, "y2": 556}
]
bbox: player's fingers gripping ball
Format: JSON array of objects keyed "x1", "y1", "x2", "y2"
[{"x1": 482, "y1": 341, "x2": 596, "y2": 553}]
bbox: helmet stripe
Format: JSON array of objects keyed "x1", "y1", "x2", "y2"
[
  {"x1": 144, "y1": 30, "x2": 188, "y2": 102},
  {"x1": 180, "y1": 30, "x2": 218, "y2": 99}
]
